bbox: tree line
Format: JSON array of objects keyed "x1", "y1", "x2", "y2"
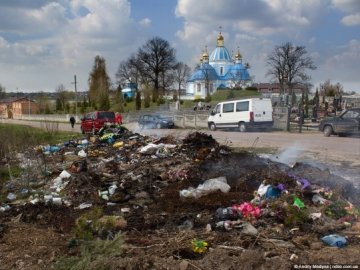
[{"x1": 0, "y1": 37, "x2": 354, "y2": 114}]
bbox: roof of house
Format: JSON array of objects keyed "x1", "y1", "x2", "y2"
[{"x1": 0, "y1": 96, "x2": 34, "y2": 104}]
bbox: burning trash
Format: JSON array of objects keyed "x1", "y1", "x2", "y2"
[{"x1": 0, "y1": 129, "x2": 359, "y2": 269}]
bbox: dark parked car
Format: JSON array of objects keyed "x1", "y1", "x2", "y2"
[
  {"x1": 80, "y1": 111, "x2": 116, "y2": 134},
  {"x1": 138, "y1": 114, "x2": 174, "y2": 129},
  {"x1": 318, "y1": 108, "x2": 360, "y2": 137}
]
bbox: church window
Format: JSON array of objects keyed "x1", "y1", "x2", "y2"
[
  {"x1": 196, "y1": 83, "x2": 201, "y2": 93},
  {"x1": 220, "y1": 67, "x2": 224, "y2": 76}
]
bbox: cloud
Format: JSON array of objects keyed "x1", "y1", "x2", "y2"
[
  {"x1": 0, "y1": 0, "x2": 146, "y2": 91},
  {"x1": 332, "y1": 0, "x2": 360, "y2": 13},
  {"x1": 311, "y1": 39, "x2": 360, "y2": 91},
  {"x1": 0, "y1": 2, "x2": 68, "y2": 35},
  {"x1": 332, "y1": 0, "x2": 360, "y2": 26},
  {"x1": 175, "y1": 0, "x2": 326, "y2": 43},
  {"x1": 174, "y1": 0, "x2": 329, "y2": 84},
  {"x1": 341, "y1": 13, "x2": 360, "y2": 26},
  {"x1": 139, "y1": 18, "x2": 151, "y2": 27}
]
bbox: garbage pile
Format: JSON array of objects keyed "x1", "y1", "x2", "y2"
[{"x1": 0, "y1": 126, "x2": 359, "y2": 270}]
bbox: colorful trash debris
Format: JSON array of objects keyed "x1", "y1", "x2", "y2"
[
  {"x1": 215, "y1": 207, "x2": 242, "y2": 221},
  {"x1": 191, "y1": 239, "x2": 208, "y2": 253},
  {"x1": 113, "y1": 141, "x2": 124, "y2": 148},
  {"x1": 293, "y1": 197, "x2": 305, "y2": 209},
  {"x1": 235, "y1": 202, "x2": 261, "y2": 220}
]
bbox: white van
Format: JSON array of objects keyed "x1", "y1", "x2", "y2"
[{"x1": 208, "y1": 98, "x2": 273, "y2": 132}]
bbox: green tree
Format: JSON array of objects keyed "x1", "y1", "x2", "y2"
[
  {"x1": 80, "y1": 96, "x2": 88, "y2": 113},
  {"x1": 135, "y1": 91, "x2": 141, "y2": 110},
  {"x1": 55, "y1": 84, "x2": 74, "y2": 113},
  {"x1": 36, "y1": 91, "x2": 50, "y2": 114},
  {"x1": 304, "y1": 91, "x2": 309, "y2": 117},
  {"x1": 142, "y1": 82, "x2": 151, "y2": 108},
  {"x1": 313, "y1": 89, "x2": 319, "y2": 106},
  {"x1": 0, "y1": 84, "x2": 5, "y2": 99},
  {"x1": 56, "y1": 98, "x2": 62, "y2": 112},
  {"x1": 114, "y1": 85, "x2": 125, "y2": 113},
  {"x1": 88, "y1": 55, "x2": 111, "y2": 110}
]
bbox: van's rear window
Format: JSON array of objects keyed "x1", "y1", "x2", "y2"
[{"x1": 98, "y1": 112, "x2": 115, "y2": 119}]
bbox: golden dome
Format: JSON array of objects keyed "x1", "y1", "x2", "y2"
[
  {"x1": 217, "y1": 32, "x2": 224, "y2": 47},
  {"x1": 217, "y1": 32, "x2": 224, "y2": 41},
  {"x1": 202, "y1": 46, "x2": 209, "y2": 60},
  {"x1": 235, "y1": 48, "x2": 242, "y2": 60}
]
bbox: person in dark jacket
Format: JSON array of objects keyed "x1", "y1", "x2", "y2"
[{"x1": 70, "y1": 116, "x2": 75, "y2": 128}]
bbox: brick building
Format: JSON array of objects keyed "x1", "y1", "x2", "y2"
[{"x1": 0, "y1": 97, "x2": 39, "y2": 118}]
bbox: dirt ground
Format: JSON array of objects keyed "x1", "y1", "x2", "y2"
[{"x1": 0, "y1": 129, "x2": 359, "y2": 270}]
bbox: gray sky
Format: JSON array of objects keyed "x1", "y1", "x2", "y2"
[{"x1": 0, "y1": 0, "x2": 359, "y2": 93}]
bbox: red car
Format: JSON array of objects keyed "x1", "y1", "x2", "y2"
[{"x1": 80, "y1": 111, "x2": 116, "y2": 134}]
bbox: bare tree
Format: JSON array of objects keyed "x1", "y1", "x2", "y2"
[
  {"x1": 115, "y1": 55, "x2": 143, "y2": 87},
  {"x1": 266, "y1": 42, "x2": 316, "y2": 102},
  {"x1": 174, "y1": 62, "x2": 191, "y2": 102},
  {"x1": 56, "y1": 84, "x2": 74, "y2": 112},
  {"x1": 319, "y1": 80, "x2": 344, "y2": 96},
  {"x1": 137, "y1": 37, "x2": 176, "y2": 102},
  {"x1": 160, "y1": 69, "x2": 175, "y2": 97}
]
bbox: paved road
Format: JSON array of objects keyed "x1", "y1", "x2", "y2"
[
  {"x1": 1, "y1": 118, "x2": 359, "y2": 167},
  {"x1": 122, "y1": 123, "x2": 360, "y2": 166}
]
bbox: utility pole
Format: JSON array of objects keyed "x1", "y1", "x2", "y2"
[
  {"x1": 28, "y1": 94, "x2": 31, "y2": 118},
  {"x1": 71, "y1": 75, "x2": 78, "y2": 119}
]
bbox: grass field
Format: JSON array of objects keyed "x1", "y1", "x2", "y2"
[{"x1": 0, "y1": 124, "x2": 79, "y2": 178}]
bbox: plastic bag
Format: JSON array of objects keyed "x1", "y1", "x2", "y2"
[
  {"x1": 321, "y1": 234, "x2": 347, "y2": 247},
  {"x1": 179, "y1": 177, "x2": 230, "y2": 199},
  {"x1": 59, "y1": 170, "x2": 71, "y2": 179}
]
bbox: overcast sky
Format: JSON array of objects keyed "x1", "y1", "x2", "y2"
[{"x1": 0, "y1": 0, "x2": 359, "y2": 93}]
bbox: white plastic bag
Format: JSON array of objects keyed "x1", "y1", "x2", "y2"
[
  {"x1": 180, "y1": 176, "x2": 230, "y2": 199},
  {"x1": 59, "y1": 170, "x2": 71, "y2": 179}
]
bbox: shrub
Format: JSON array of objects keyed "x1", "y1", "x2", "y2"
[{"x1": 245, "y1": 86, "x2": 258, "y2": 91}]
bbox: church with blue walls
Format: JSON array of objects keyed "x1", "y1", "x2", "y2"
[{"x1": 186, "y1": 31, "x2": 252, "y2": 99}]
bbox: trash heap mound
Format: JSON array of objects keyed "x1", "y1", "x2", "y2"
[{"x1": 0, "y1": 127, "x2": 359, "y2": 270}]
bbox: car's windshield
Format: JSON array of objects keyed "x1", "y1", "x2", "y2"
[
  {"x1": 98, "y1": 112, "x2": 115, "y2": 119},
  {"x1": 341, "y1": 110, "x2": 360, "y2": 119},
  {"x1": 155, "y1": 115, "x2": 171, "y2": 120}
]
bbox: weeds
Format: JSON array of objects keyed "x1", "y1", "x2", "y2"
[
  {"x1": 54, "y1": 232, "x2": 123, "y2": 270},
  {"x1": 0, "y1": 123, "x2": 77, "y2": 159}
]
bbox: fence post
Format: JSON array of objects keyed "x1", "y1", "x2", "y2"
[
  {"x1": 194, "y1": 111, "x2": 197, "y2": 129},
  {"x1": 286, "y1": 106, "x2": 291, "y2": 132}
]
